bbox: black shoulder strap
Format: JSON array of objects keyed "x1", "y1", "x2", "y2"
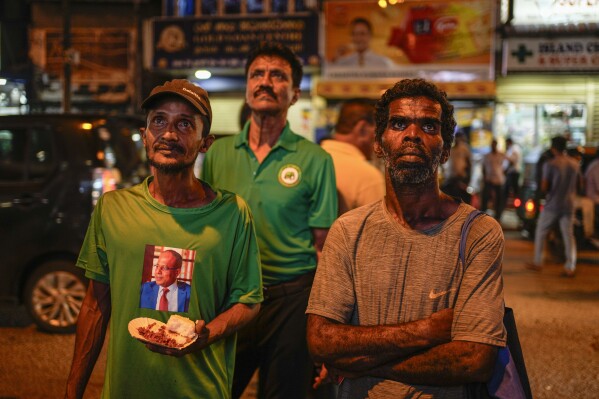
[{"x1": 459, "y1": 210, "x2": 486, "y2": 267}]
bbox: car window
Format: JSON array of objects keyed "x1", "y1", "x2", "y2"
[
  {"x1": 27, "y1": 128, "x2": 55, "y2": 181},
  {"x1": 0, "y1": 127, "x2": 56, "y2": 183},
  {"x1": 0, "y1": 129, "x2": 27, "y2": 181}
]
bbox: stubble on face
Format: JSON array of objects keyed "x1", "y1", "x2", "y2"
[
  {"x1": 144, "y1": 99, "x2": 203, "y2": 174},
  {"x1": 379, "y1": 97, "x2": 445, "y2": 186},
  {"x1": 147, "y1": 149, "x2": 196, "y2": 175},
  {"x1": 381, "y1": 141, "x2": 442, "y2": 185}
]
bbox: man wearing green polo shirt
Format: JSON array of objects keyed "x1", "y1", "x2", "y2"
[{"x1": 202, "y1": 42, "x2": 337, "y2": 399}]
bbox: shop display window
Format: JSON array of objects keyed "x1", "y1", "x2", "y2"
[{"x1": 495, "y1": 102, "x2": 587, "y2": 164}]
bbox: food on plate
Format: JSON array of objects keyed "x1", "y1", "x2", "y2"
[
  {"x1": 167, "y1": 315, "x2": 197, "y2": 339},
  {"x1": 135, "y1": 315, "x2": 197, "y2": 348}
]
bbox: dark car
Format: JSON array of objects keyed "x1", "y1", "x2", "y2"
[{"x1": 0, "y1": 114, "x2": 148, "y2": 332}]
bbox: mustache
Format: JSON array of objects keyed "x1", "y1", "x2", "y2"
[
  {"x1": 254, "y1": 86, "x2": 277, "y2": 99},
  {"x1": 154, "y1": 141, "x2": 184, "y2": 154},
  {"x1": 396, "y1": 143, "x2": 428, "y2": 159}
]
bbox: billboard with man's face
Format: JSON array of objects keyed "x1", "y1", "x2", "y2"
[{"x1": 323, "y1": 0, "x2": 495, "y2": 81}]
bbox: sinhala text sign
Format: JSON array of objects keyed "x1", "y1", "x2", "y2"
[{"x1": 150, "y1": 13, "x2": 319, "y2": 70}]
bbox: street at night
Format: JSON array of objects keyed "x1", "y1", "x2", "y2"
[{"x1": 1, "y1": 211, "x2": 598, "y2": 399}]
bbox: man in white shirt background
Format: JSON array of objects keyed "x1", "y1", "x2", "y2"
[{"x1": 333, "y1": 17, "x2": 396, "y2": 69}]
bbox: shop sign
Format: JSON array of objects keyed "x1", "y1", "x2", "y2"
[
  {"x1": 149, "y1": 13, "x2": 319, "y2": 70},
  {"x1": 316, "y1": 80, "x2": 496, "y2": 99},
  {"x1": 510, "y1": 0, "x2": 599, "y2": 25},
  {"x1": 29, "y1": 28, "x2": 135, "y2": 104},
  {"x1": 506, "y1": 37, "x2": 599, "y2": 71},
  {"x1": 323, "y1": 0, "x2": 494, "y2": 81}
]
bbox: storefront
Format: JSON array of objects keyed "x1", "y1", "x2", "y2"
[
  {"x1": 0, "y1": 77, "x2": 28, "y2": 115},
  {"x1": 495, "y1": 75, "x2": 599, "y2": 164},
  {"x1": 498, "y1": 0, "x2": 599, "y2": 164}
]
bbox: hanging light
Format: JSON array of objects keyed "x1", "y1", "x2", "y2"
[{"x1": 378, "y1": 0, "x2": 387, "y2": 8}]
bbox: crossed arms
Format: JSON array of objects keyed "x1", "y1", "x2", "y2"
[{"x1": 306, "y1": 310, "x2": 497, "y2": 386}]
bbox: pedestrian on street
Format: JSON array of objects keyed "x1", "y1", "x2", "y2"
[
  {"x1": 65, "y1": 79, "x2": 263, "y2": 398},
  {"x1": 481, "y1": 138, "x2": 507, "y2": 221},
  {"x1": 306, "y1": 78, "x2": 506, "y2": 398},
  {"x1": 584, "y1": 146, "x2": 599, "y2": 240},
  {"x1": 201, "y1": 42, "x2": 338, "y2": 399},
  {"x1": 527, "y1": 135, "x2": 582, "y2": 277},
  {"x1": 441, "y1": 131, "x2": 472, "y2": 204},
  {"x1": 503, "y1": 137, "x2": 522, "y2": 202}
]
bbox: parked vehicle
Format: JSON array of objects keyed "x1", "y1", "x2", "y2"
[{"x1": 0, "y1": 114, "x2": 148, "y2": 332}]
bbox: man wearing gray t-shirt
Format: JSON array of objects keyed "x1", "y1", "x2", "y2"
[
  {"x1": 306, "y1": 79, "x2": 506, "y2": 399},
  {"x1": 527, "y1": 135, "x2": 582, "y2": 277}
]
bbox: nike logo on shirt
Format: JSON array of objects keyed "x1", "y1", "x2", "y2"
[{"x1": 429, "y1": 288, "x2": 456, "y2": 299}]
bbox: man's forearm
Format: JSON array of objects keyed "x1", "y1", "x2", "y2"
[
  {"x1": 368, "y1": 340, "x2": 498, "y2": 386},
  {"x1": 65, "y1": 281, "x2": 111, "y2": 399},
  {"x1": 206, "y1": 302, "x2": 260, "y2": 345},
  {"x1": 307, "y1": 310, "x2": 452, "y2": 372}
]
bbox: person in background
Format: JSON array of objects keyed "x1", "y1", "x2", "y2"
[
  {"x1": 306, "y1": 78, "x2": 506, "y2": 398},
  {"x1": 527, "y1": 136, "x2": 582, "y2": 278},
  {"x1": 333, "y1": 17, "x2": 396, "y2": 69},
  {"x1": 584, "y1": 147, "x2": 599, "y2": 243},
  {"x1": 65, "y1": 79, "x2": 263, "y2": 398},
  {"x1": 503, "y1": 137, "x2": 522, "y2": 204},
  {"x1": 320, "y1": 98, "x2": 385, "y2": 215},
  {"x1": 201, "y1": 42, "x2": 337, "y2": 399},
  {"x1": 567, "y1": 147, "x2": 596, "y2": 247},
  {"x1": 441, "y1": 131, "x2": 472, "y2": 204},
  {"x1": 481, "y1": 139, "x2": 507, "y2": 221}
]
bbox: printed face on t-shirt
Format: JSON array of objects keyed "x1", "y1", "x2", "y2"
[
  {"x1": 154, "y1": 251, "x2": 181, "y2": 287},
  {"x1": 139, "y1": 246, "x2": 196, "y2": 313}
]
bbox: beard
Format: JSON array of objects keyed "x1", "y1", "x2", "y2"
[
  {"x1": 381, "y1": 142, "x2": 442, "y2": 185},
  {"x1": 146, "y1": 142, "x2": 196, "y2": 174},
  {"x1": 148, "y1": 157, "x2": 196, "y2": 174}
]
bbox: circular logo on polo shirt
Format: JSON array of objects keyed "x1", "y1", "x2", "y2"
[{"x1": 278, "y1": 164, "x2": 301, "y2": 187}]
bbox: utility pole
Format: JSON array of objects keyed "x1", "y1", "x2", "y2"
[
  {"x1": 133, "y1": 0, "x2": 143, "y2": 113},
  {"x1": 62, "y1": 0, "x2": 71, "y2": 113}
]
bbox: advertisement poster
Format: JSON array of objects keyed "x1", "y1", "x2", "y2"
[{"x1": 323, "y1": 0, "x2": 494, "y2": 81}]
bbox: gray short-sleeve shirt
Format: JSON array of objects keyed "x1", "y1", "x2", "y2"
[{"x1": 307, "y1": 201, "x2": 506, "y2": 398}]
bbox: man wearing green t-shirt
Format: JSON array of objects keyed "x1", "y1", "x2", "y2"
[
  {"x1": 66, "y1": 79, "x2": 263, "y2": 399},
  {"x1": 202, "y1": 42, "x2": 337, "y2": 398}
]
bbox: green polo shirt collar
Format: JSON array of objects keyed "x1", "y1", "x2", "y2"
[{"x1": 234, "y1": 121, "x2": 298, "y2": 153}]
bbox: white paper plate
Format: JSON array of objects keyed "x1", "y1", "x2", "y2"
[{"x1": 128, "y1": 317, "x2": 197, "y2": 350}]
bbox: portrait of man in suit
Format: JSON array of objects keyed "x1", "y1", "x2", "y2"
[{"x1": 140, "y1": 249, "x2": 191, "y2": 312}]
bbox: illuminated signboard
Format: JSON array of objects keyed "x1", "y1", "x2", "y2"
[
  {"x1": 511, "y1": 0, "x2": 599, "y2": 25},
  {"x1": 149, "y1": 13, "x2": 319, "y2": 70},
  {"x1": 505, "y1": 37, "x2": 599, "y2": 71}
]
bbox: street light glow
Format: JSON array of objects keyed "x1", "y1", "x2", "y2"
[{"x1": 195, "y1": 70, "x2": 212, "y2": 79}]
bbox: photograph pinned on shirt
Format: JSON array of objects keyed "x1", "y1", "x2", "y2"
[{"x1": 139, "y1": 245, "x2": 195, "y2": 313}]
